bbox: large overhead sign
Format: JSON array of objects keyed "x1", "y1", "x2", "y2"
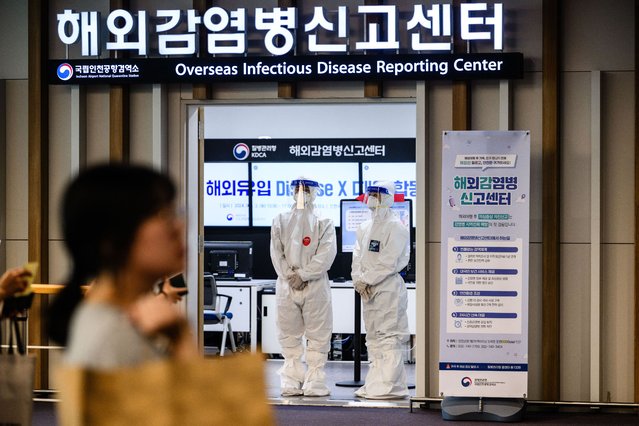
[{"x1": 48, "y1": 2, "x2": 523, "y2": 84}]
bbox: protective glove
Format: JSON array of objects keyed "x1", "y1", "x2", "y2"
[
  {"x1": 354, "y1": 281, "x2": 372, "y2": 301},
  {"x1": 287, "y1": 271, "x2": 307, "y2": 291}
]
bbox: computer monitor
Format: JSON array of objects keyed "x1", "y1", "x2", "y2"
[
  {"x1": 204, "y1": 241, "x2": 253, "y2": 280},
  {"x1": 340, "y1": 199, "x2": 413, "y2": 253}
]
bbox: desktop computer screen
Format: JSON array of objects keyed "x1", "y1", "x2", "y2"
[
  {"x1": 204, "y1": 240, "x2": 253, "y2": 280},
  {"x1": 339, "y1": 199, "x2": 414, "y2": 282},
  {"x1": 340, "y1": 199, "x2": 412, "y2": 253}
]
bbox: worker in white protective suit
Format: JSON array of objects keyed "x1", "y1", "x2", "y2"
[
  {"x1": 270, "y1": 178, "x2": 336, "y2": 397},
  {"x1": 351, "y1": 180, "x2": 410, "y2": 399}
]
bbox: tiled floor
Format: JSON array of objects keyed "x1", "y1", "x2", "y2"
[{"x1": 265, "y1": 359, "x2": 416, "y2": 408}]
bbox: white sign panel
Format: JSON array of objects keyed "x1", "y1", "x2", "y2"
[
  {"x1": 203, "y1": 162, "x2": 249, "y2": 226},
  {"x1": 251, "y1": 162, "x2": 360, "y2": 226},
  {"x1": 362, "y1": 162, "x2": 417, "y2": 222}
]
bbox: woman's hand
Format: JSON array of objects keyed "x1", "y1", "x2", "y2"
[
  {"x1": 128, "y1": 294, "x2": 197, "y2": 359},
  {"x1": 158, "y1": 277, "x2": 185, "y2": 304},
  {"x1": 0, "y1": 267, "x2": 32, "y2": 301},
  {"x1": 129, "y1": 293, "x2": 185, "y2": 336}
]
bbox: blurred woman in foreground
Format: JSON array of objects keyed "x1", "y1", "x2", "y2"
[{"x1": 48, "y1": 164, "x2": 196, "y2": 368}]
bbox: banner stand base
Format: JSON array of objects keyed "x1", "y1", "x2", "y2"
[{"x1": 441, "y1": 397, "x2": 526, "y2": 422}]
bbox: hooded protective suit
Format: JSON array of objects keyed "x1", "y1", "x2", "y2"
[
  {"x1": 351, "y1": 180, "x2": 410, "y2": 399},
  {"x1": 270, "y1": 178, "x2": 336, "y2": 397}
]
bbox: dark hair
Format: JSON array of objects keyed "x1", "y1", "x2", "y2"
[{"x1": 47, "y1": 163, "x2": 176, "y2": 345}]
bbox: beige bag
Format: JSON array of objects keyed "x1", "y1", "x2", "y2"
[
  {"x1": 0, "y1": 315, "x2": 35, "y2": 426},
  {"x1": 56, "y1": 353, "x2": 274, "y2": 426},
  {"x1": 0, "y1": 354, "x2": 35, "y2": 426}
]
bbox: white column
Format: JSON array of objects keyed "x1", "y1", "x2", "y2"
[{"x1": 185, "y1": 106, "x2": 202, "y2": 340}]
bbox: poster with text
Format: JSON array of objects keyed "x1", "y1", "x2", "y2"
[{"x1": 439, "y1": 131, "x2": 530, "y2": 398}]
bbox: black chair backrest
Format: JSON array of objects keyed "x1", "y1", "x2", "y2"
[{"x1": 203, "y1": 274, "x2": 218, "y2": 310}]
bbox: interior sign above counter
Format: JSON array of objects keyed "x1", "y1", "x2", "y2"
[
  {"x1": 49, "y1": 2, "x2": 523, "y2": 84},
  {"x1": 48, "y1": 53, "x2": 522, "y2": 84},
  {"x1": 204, "y1": 138, "x2": 415, "y2": 163}
]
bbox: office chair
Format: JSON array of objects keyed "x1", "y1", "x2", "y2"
[{"x1": 203, "y1": 274, "x2": 236, "y2": 356}]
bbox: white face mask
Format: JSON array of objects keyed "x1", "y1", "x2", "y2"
[{"x1": 366, "y1": 197, "x2": 380, "y2": 209}]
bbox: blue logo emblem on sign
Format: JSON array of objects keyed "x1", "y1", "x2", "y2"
[
  {"x1": 57, "y1": 63, "x2": 73, "y2": 81},
  {"x1": 461, "y1": 377, "x2": 472, "y2": 387},
  {"x1": 226, "y1": 214, "x2": 234, "y2": 221},
  {"x1": 233, "y1": 143, "x2": 250, "y2": 160}
]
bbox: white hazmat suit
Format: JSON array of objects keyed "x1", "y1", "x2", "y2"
[
  {"x1": 351, "y1": 180, "x2": 410, "y2": 399},
  {"x1": 270, "y1": 178, "x2": 336, "y2": 397}
]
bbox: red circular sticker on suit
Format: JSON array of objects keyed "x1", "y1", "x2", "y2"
[{"x1": 302, "y1": 236, "x2": 311, "y2": 246}]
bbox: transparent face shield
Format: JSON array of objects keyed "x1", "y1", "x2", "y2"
[
  {"x1": 364, "y1": 185, "x2": 390, "y2": 210},
  {"x1": 291, "y1": 179, "x2": 318, "y2": 209}
]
